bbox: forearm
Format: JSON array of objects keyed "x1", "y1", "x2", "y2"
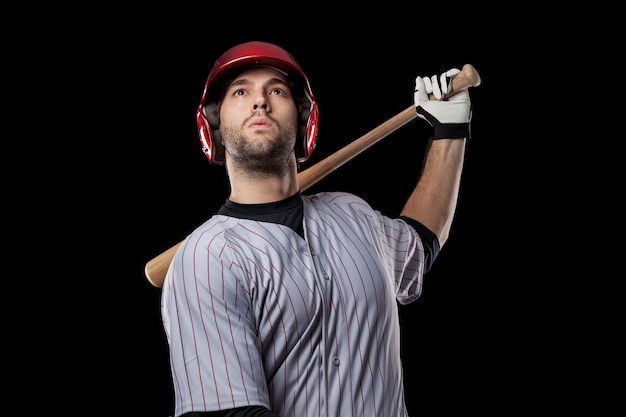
[{"x1": 400, "y1": 138, "x2": 466, "y2": 247}]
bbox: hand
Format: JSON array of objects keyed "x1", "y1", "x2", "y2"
[{"x1": 414, "y1": 68, "x2": 472, "y2": 139}]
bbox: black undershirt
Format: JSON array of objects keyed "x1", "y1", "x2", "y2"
[{"x1": 217, "y1": 192, "x2": 305, "y2": 238}]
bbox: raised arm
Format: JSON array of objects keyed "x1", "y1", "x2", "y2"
[{"x1": 400, "y1": 68, "x2": 472, "y2": 247}]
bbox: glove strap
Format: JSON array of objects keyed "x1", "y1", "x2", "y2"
[{"x1": 433, "y1": 123, "x2": 471, "y2": 140}]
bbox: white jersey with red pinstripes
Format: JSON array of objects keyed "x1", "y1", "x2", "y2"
[{"x1": 162, "y1": 191, "x2": 427, "y2": 417}]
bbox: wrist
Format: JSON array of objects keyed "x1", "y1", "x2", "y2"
[{"x1": 433, "y1": 123, "x2": 470, "y2": 140}]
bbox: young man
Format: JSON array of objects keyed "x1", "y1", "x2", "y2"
[{"x1": 161, "y1": 41, "x2": 472, "y2": 417}]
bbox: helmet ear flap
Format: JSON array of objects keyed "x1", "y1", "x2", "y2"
[
  {"x1": 294, "y1": 89, "x2": 318, "y2": 163},
  {"x1": 202, "y1": 102, "x2": 225, "y2": 164},
  {"x1": 295, "y1": 101, "x2": 311, "y2": 162}
]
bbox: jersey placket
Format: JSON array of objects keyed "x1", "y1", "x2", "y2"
[{"x1": 305, "y1": 226, "x2": 335, "y2": 417}]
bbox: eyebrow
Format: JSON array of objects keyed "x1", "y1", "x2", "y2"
[{"x1": 228, "y1": 77, "x2": 290, "y2": 90}]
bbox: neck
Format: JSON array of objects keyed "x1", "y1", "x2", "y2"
[{"x1": 226, "y1": 159, "x2": 300, "y2": 204}]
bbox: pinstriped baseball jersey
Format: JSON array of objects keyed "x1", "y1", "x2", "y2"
[{"x1": 162, "y1": 191, "x2": 428, "y2": 417}]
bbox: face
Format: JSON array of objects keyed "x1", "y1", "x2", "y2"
[{"x1": 219, "y1": 67, "x2": 299, "y2": 174}]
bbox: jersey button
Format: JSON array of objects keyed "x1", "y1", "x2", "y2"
[{"x1": 332, "y1": 356, "x2": 340, "y2": 366}]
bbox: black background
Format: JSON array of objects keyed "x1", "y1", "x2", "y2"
[{"x1": 27, "y1": 8, "x2": 600, "y2": 416}]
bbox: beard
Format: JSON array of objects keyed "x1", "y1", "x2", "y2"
[{"x1": 221, "y1": 123, "x2": 298, "y2": 176}]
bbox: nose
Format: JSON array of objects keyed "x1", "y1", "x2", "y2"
[{"x1": 252, "y1": 92, "x2": 269, "y2": 112}]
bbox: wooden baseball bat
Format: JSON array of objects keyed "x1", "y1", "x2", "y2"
[{"x1": 145, "y1": 64, "x2": 481, "y2": 288}]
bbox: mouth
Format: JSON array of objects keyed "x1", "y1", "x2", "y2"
[{"x1": 248, "y1": 118, "x2": 273, "y2": 129}]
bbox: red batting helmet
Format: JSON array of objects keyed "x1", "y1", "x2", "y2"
[{"x1": 196, "y1": 41, "x2": 319, "y2": 165}]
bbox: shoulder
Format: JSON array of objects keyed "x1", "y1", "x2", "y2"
[
  {"x1": 303, "y1": 191, "x2": 369, "y2": 208},
  {"x1": 180, "y1": 215, "x2": 244, "y2": 251},
  {"x1": 303, "y1": 191, "x2": 378, "y2": 219}
]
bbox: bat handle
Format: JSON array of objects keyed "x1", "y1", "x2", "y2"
[{"x1": 442, "y1": 64, "x2": 481, "y2": 98}]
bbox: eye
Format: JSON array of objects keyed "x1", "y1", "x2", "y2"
[
  {"x1": 233, "y1": 89, "x2": 246, "y2": 96},
  {"x1": 270, "y1": 88, "x2": 286, "y2": 96}
]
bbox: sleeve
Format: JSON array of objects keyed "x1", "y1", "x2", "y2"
[
  {"x1": 399, "y1": 215, "x2": 440, "y2": 273},
  {"x1": 162, "y1": 230, "x2": 271, "y2": 414},
  {"x1": 182, "y1": 405, "x2": 280, "y2": 416},
  {"x1": 336, "y1": 191, "x2": 432, "y2": 304}
]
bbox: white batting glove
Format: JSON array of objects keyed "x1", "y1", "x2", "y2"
[{"x1": 414, "y1": 68, "x2": 472, "y2": 139}]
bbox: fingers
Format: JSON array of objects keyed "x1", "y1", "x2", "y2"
[
  {"x1": 416, "y1": 67, "x2": 468, "y2": 105},
  {"x1": 430, "y1": 68, "x2": 461, "y2": 100},
  {"x1": 432, "y1": 74, "x2": 446, "y2": 100},
  {"x1": 414, "y1": 76, "x2": 429, "y2": 104},
  {"x1": 445, "y1": 68, "x2": 461, "y2": 78}
]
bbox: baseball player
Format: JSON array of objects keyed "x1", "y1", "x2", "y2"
[{"x1": 161, "y1": 41, "x2": 472, "y2": 417}]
